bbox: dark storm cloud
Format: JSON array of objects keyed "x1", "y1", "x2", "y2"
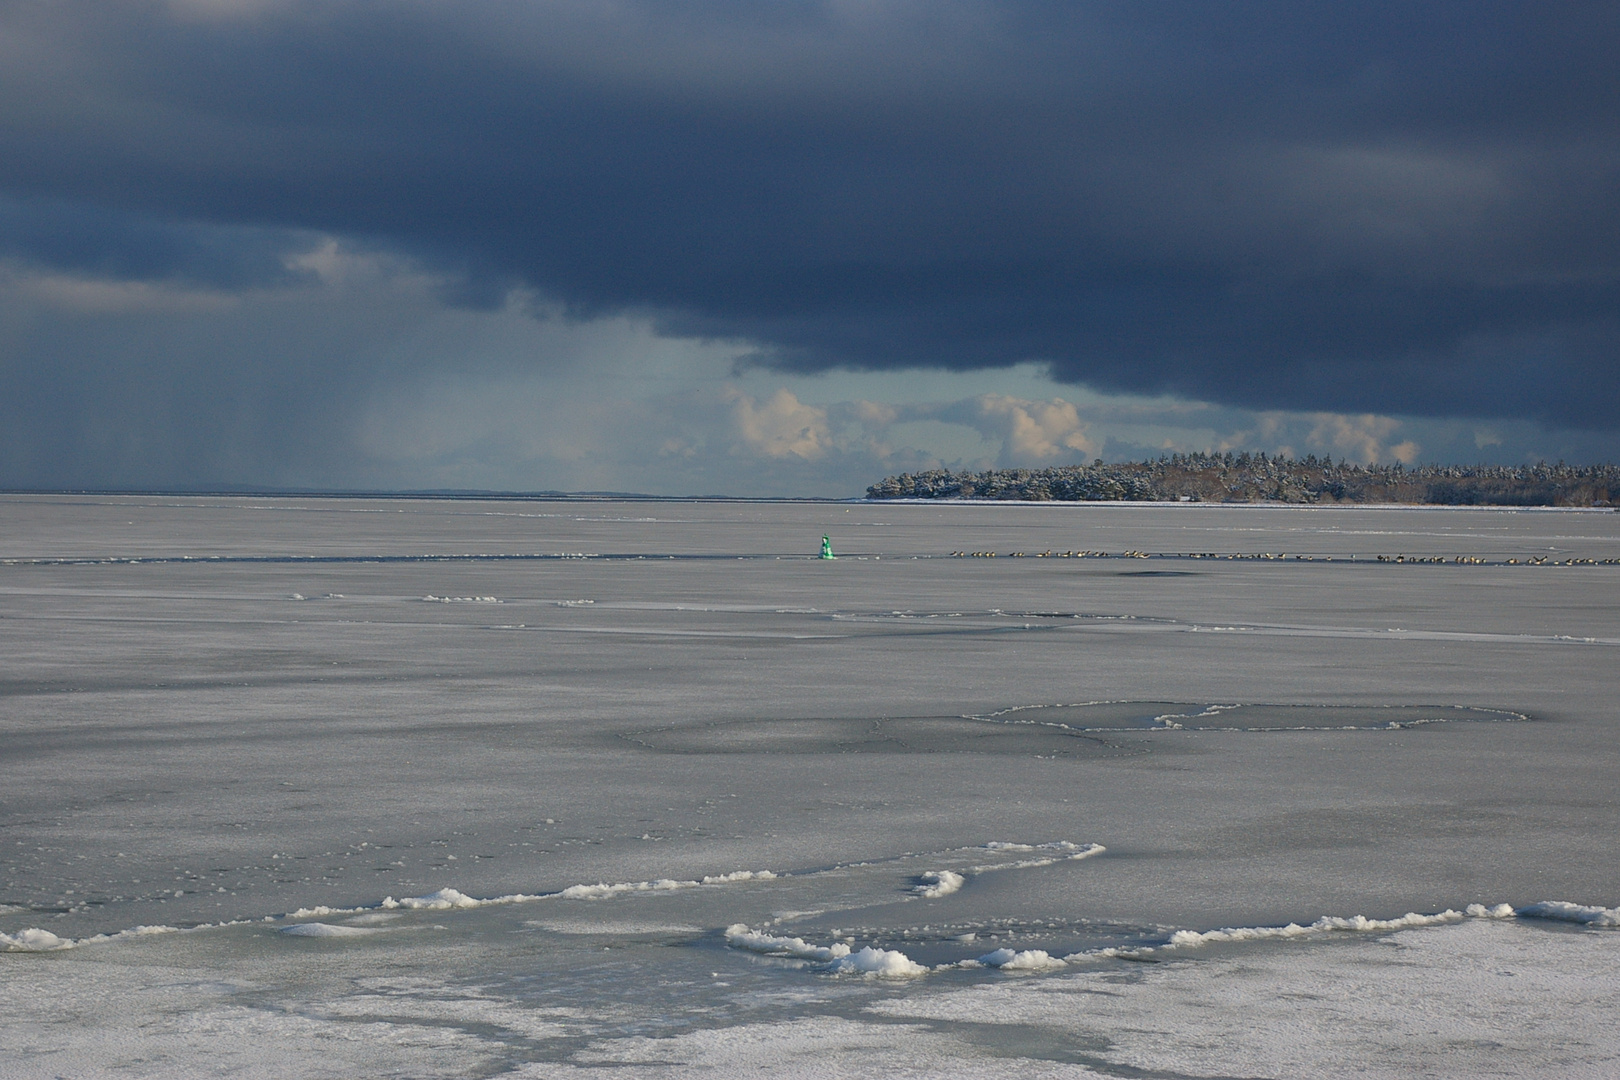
[
  {"x1": 2, "y1": 1, "x2": 1617, "y2": 427},
  {"x1": 0, "y1": 196, "x2": 312, "y2": 288}
]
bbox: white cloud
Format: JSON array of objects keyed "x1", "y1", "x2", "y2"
[
  {"x1": 1304, "y1": 412, "x2": 1419, "y2": 465},
  {"x1": 725, "y1": 388, "x2": 832, "y2": 460},
  {"x1": 971, "y1": 395, "x2": 1098, "y2": 462}
]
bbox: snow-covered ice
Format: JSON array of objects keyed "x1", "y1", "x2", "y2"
[{"x1": 2, "y1": 494, "x2": 1618, "y2": 1076}]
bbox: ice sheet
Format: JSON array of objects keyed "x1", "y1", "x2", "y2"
[{"x1": 3, "y1": 495, "x2": 1618, "y2": 1076}]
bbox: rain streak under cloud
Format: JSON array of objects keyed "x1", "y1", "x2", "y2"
[{"x1": 1, "y1": 1, "x2": 1617, "y2": 494}]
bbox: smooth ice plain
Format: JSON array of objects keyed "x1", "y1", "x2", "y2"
[{"x1": 2, "y1": 494, "x2": 1618, "y2": 1078}]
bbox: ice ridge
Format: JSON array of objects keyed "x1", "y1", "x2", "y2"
[
  {"x1": 0, "y1": 922, "x2": 208, "y2": 952},
  {"x1": 1517, "y1": 901, "x2": 1620, "y2": 927},
  {"x1": 1157, "y1": 904, "x2": 1517, "y2": 950},
  {"x1": 725, "y1": 925, "x2": 926, "y2": 977},
  {"x1": 973, "y1": 948, "x2": 1067, "y2": 972}
]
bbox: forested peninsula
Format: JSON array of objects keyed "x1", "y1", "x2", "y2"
[{"x1": 866, "y1": 454, "x2": 1620, "y2": 507}]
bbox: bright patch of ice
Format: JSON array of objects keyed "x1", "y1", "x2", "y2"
[
  {"x1": 278, "y1": 922, "x2": 380, "y2": 937},
  {"x1": 1518, "y1": 900, "x2": 1620, "y2": 927},
  {"x1": 976, "y1": 948, "x2": 1067, "y2": 972},
  {"x1": 725, "y1": 924, "x2": 852, "y2": 962},
  {"x1": 828, "y1": 946, "x2": 928, "y2": 977},
  {"x1": 872, "y1": 918, "x2": 1620, "y2": 1079},
  {"x1": 914, "y1": 870, "x2": 965, "y2": 898},
  {"x1": 392, "y1": 887, "x2": 488, "y2": 910}
]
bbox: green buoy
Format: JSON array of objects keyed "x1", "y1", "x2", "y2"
[{"x1": 820, "y1": 534, "x2": 836, "y2": 560}]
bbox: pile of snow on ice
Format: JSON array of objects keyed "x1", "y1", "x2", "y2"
[
  {"x1": 390, "y1": 888, "x2": 491, "y2": 910},
  {"x1": 0, "y1": 928, "x2": 74, "y2": 951},
  {"x1": 914, "y1": 870, "x2": 965, "y2": 898},
  {"x1": 975, "y1": 948, "x2": 1067, "y2": 972},
  {"x1": 828, "y1": 946, "x2": 929, "y2": 977},
  {"x1": 278, "y1": 922, "x2": 381, "y2": 937}
]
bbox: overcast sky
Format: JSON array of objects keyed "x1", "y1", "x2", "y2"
[{"x1": 2, "y1": 1, "x2": 1616, "y2": 495}]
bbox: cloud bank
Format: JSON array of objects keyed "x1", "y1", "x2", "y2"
[{"x1": 0, "y1": 2, "x2": 1616, "y2": 490}]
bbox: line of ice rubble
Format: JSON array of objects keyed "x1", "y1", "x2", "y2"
[
  {"x1": 911, "y1": 842, "x2": 1104, "y2": 899},
  {"x1": 1149, "y1": 903, "x2": 1518, "y2": 951},
  {"x1": 0, "y1": 921, "x2": 232, "y2": 952},
  {"x1": 7, "y1": 833, "x2": 1608, "y2": 957},
  {"x1": 721, "y1": 899, "x2": 1620, "y2": 980},
  {"x1": 724, "y1": 925, "x2": 929, "y2": 977}
]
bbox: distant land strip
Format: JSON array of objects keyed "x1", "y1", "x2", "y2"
[
  {"x1": 947, "y1": 551, "x2": 1619, "y2": 566},
  {"x1": 866, "y1": 454, "x2": 1620, "y2": 507}
]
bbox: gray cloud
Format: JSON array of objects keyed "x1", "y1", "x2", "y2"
[{"x1": 1, "y1": 1, "x2": 1617, "y2": 489}]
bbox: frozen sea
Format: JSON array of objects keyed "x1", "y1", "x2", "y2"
[{"x1": 2, "y1": 494, "x2": 1617, "y2": 1078}]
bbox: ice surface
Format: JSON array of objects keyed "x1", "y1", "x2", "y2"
[{"x1": 3, "y1": 495, "x2": 1619, "y2": 1075}]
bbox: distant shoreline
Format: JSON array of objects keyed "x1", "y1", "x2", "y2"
[{"x1": 868, "y1": 455, "x2": 1620, "y2": 508}]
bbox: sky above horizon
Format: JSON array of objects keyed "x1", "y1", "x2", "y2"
[{"x1": 2, "y1": 1, "x2": 1617, "y2": 496}]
